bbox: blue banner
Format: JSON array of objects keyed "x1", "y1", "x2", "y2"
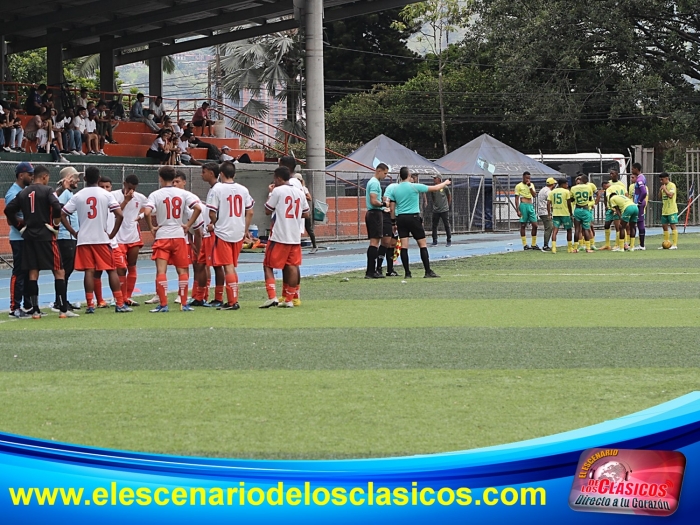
[{"x1": 2, "y1": 392, "x2": 699, "y2": 523}]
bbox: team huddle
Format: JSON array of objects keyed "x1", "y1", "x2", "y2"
[
  {"x1": 3, "y1": 160, "x2": 308, "y2": 319},
  {"x1": 515, "y1": 163, "x2": 679, "y2": 253}
]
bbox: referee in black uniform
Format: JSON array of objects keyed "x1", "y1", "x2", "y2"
[
  {"x1": 4, "y1": 165, "x2": 70, "y2": 318},
  {"x1": 389, "y1": 167, "x2": 451, "y2": 278}
]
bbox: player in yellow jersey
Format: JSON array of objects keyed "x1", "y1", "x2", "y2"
[
  {"x1": 570, "y1": 175, "x2": 595, "y2": 253},
  {"x1": 659, "y1": 172, "x2": 678, "y2": 249},
  {"x1": 609, "y1": 194, "x2": 638, "y2": 250},
  {"x1": 596, "y1": 170, "x2": 626, "y2": 250},
  {"x1": 514, "y1": 171, "x2": 539, "y2": 250},
  {"x1": 586, "y1": 176, "x2": 598, "y2": 249},
  {"x1": 547, "y1": 179, "x2": 574, "y2": 253}
]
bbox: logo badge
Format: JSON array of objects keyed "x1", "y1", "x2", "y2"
[{"x1": 569, "y1": 448, "x2": 685, "y2": 517}]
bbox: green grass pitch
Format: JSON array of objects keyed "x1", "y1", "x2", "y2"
[{"x1": 1, "y1": 234, "x2": 699, "y2": 459}]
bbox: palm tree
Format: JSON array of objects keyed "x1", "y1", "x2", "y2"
[
  {"x1": 73, "y1": 49, "x2": 176, "y2": 83},
  {"x1": 218, "y1": 30, "x2": 305, "y2": 142}
]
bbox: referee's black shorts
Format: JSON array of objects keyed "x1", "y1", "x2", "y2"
[
  {"x1": 23, "y1": 239, "x2": 63, "y2": 271},
  {"x1": 365, "y1": 209, "x2": 383, "y2": 239},
  {"x1": 396, "y1": 214, "x2": 426, "y2": 240},
  {"x1": 382, "y1": 212, "x2": 397, "y2": 238}
]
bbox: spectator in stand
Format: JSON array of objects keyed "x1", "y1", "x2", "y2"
[
  {"x1": 220, "y1": 145, "x2": 235, "y2": 162},
  {"x1": 147, "y1": 128, "x2": 173, "y2": 164},
  {"x1": 96, "y1": 100, "x2": 117, "y2": 146},
  {"x1": 84, "y1": 109, "x2": 102, "y2": 154},
  {"x1": 148, "y1": 95, "x2": 166, "y2": 123},
  {"x1": 23, "y1": 114, "x2": 42, "y2": 152},
  {"x1": 76, "y1": 87, "x2": 89, "y2": 110},
  {"x1": 24, "y1": 86, "x2": 44, "y2": 116},
  {"x1": 192, "y1": 102, "x2": 215, "y2": 136},
  {"x1": 65, "y1": 107, "x2": 83, "y2": 154},
  {"x1": 173, "y1": 117, "x2": 186, "y2": 138},
  {"x1": 188, "y1": 134, "x2": 221, "y2": 160},
  {"x1": 52, "y1": 109, "x2": 66, "y2": 153},
  {"x1": 177, "y1": 131, "x2": 200, "y2": 165},
  {"x1": 7, "y1": 108, "x2": 25, "y2": 151},
  {"x1": 0, "y1": 109, "x2": 9, "y2": 152},
  {"x1": 161, "y1": 115, "x2": 175, "y2": 134},
  {"x1": 42, "y1": 89, "x2": 55, "y2": 110},
  {"x1": 108, "y1": 94, "x2": 126, "y2": 120},
  {"x1": 130, "y1": 93, "x2": 160, "y2": 132},
  {"x1": 36, "y1": 119, "x2": 68, "y2": 163}
]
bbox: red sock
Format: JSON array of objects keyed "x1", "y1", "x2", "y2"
[
  {"x1": 113, "y1": 290, "x2": 124, "y2": 308},
  {"x1": 225, "y1": 273, "x2": 238, "y2": 305},
  {"x1": 94, "y1": 279, "x2": 104, "y2": 303},
  {"x1": 126, "y1": 266, "x2": 138, "y2": 299},
  {"x1": 284, "y1": 285, "x2": 294, "y2": 303},
  {"x1": 215, "y1": 285, "x2": 224, "y2": 302},
  {"x1": 178, "y1": 274, "x2": 189, "y2": 306},
  {"x1": 156, "y1": 274, "x2": 168, "y2": 306},
  {"x1": 265, "y1": 278, "x2": 277, "y2": 299},
  {"x1": 192, "y1": 282, "x2": 201, "y2": 301},
  {"x1": 205, "y1": 277, "x2": 211, "y2": 301},
  {"x1": 293, "y1": 286, "x2": 300, "y2": 300},
  {"x1": 281, "y1": 284, "x2": 289, "y2": 301},
  {"x1": 119, "y1": 275, "x2": 127, "y2": 298},
  {"x1": 86, "y1": 292, "x2": 94, "y2": 308}
]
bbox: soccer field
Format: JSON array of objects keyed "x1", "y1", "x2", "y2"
[{"x1": 1, "y1": 233, "x2": 699, "y2": 459}]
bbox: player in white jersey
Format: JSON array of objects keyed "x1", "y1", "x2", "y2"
[
  {"x1": 207, "y1": 161, "x2": 254, "y2": 310},
  {"x1": 112, "y1": 174, "x2": 148, "y2": 305},
  {"x1": 143, "y1": 166, "x2": 202, "y2": 312},
  {"x1": 89, "y1": 176, "x2": 121, "y2": 308},
  {"x1": 194, "y1": 163, "x2": 225, "y2": 307},
  {"x1": 60, "y1": 166, "x2": 131, "y2": 313},
  {"x1": 172, "y1": 171, "x2": 204, "y2": 305},
  {"x1": 260, "y1": 166, "x2": 309, "y2": 308}
]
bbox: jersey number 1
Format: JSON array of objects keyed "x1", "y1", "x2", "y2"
[{"x1": 284, "y1": 196, "x2": 300, "y2": 219}]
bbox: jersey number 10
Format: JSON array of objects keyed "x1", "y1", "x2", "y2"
[{"x1": 227, "y1": 194, "x2": 243, "y2": 217}]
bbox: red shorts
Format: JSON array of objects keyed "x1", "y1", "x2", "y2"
[
  {"x1": 197, "y1": 235, "x2": 214, "y2": 266},
  {"x1": 118, "y1": 242, "x2": 142, "y2": 266},
  {"x1": 263, "y1": 241, "x2": 302, "y2": 270},
  {"x1": 113, "y1": 244, "x2": 127, "y2": 269},
  {"x1": 211, "y1": 237, "x2": 243, "y2": 267},
  {"x1": 74, "y1": 244, "x2": 116, "y2": 271},
  {"x1": 151, "y1": 238, "x2": 191, "y2": 268}
]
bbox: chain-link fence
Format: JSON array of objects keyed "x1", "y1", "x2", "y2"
[
  {"x1": 303, "y1": 171, "x2": 490, "y2": 241},
  {"x1": 0, "y1": 160, "x2": 211, "y2": 259}
]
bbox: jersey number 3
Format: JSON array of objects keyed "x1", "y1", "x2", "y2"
[
  {"x1": 86, "y1": 196, "x2": 98, "y2": 219},
  {"x1": 284, "y1": 196, "x2": 301, "y2": 219}
]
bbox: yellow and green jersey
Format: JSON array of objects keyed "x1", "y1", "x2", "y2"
[
  {"x1": 628, "y1": 183, "x2": 635, "y2": 198},
  {"x1": 514, "y1": 182, "x2": 535, "y2": 199},
  {"x1": 605, "y1": 183, "x2": 626, "y2": 208},
  {"x1": 661, "y1": 182, "x2": 678, "y2": 215},
  {"x1": 587, "y1": 182, "x2": 597, "y2": 208},
  {"x1": 609, "y1": 194, "x2": 635, "y2": 212},
  {"x1": 570, "y1": 184, "x2": 593, "y2": 207},
  {"x1": 547, "y1": 188, "x2": 572, "y2": 216}
]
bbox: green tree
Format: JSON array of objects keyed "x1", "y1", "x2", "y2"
[
  {"x1": 393, "y1": 0, "x2": 472, "y2": 155},
  {"x1": 219, "y1": 31, "x2": 305, "y2": 142},
  {"x1": 323, "y1": 10, "x2": 419, "y2": 107}
]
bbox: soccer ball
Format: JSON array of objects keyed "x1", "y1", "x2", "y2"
[{"x1": 662, "y1": 240, "x2": 672, "y2": 249}]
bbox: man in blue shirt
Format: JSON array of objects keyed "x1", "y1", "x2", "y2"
[
  {"x1": 389, "y1": 167, "x2": 451, "y2": 278},
  {"x1": 364, "y1": 163, "x2": 389, "y2": 278},
  {"x1": 5, "y1": 162, "x2": 34, "y2": 318},
  {"x1": 54, "y1": 167, "x2": 81, "y2": 310},
  {"x1": 129, "y1": 93, "x2": 160, "y2": 132}
]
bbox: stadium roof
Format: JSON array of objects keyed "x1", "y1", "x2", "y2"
[{"x1": 2, "y1": 0, "x2": 413, "y2": 64}]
